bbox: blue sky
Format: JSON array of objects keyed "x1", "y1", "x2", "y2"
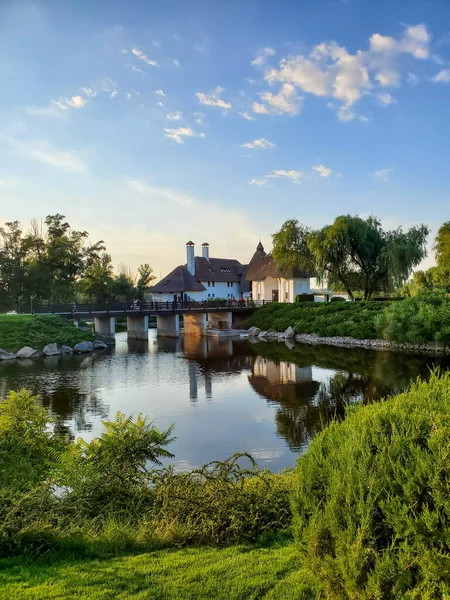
[{"x1": 1, "y1": 0, "x2": 450, "y2": 278}]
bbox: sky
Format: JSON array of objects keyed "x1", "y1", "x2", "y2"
[{"x1": 1, "y1": 0, "x2": 450, "y2": 280}]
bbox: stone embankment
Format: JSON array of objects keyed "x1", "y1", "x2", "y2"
[
  {"x1": 0, "y1": 340, "x2": 108, "y2": 361},
  {"x1": 247, "y1": 327, "x2": 450, "y2": 356}
]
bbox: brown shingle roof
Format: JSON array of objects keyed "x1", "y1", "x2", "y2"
[
  {"x1": 245, "y1": 244, "x2": 312, "y2": 281},
  {"x1": 150, "y1": 265, "x2": 206, "y2": 293}
]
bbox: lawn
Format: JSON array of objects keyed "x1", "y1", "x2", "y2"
[{"x1": 0, "y1": 544, "x2": 315, "y2": 600}]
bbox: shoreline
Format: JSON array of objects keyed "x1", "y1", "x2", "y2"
[{"x1": 250, "y1": 330, "x2": 450, "y2": 356}]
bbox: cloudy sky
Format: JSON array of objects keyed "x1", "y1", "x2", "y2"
[{"x1": 1, "y1": 0, "x2": 450, "y2": 279}]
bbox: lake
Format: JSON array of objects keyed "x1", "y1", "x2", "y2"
[{"x1": 0, "y1": 331, "x2": 448, "y2": 472}]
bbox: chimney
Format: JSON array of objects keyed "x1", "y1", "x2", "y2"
[
  {"x1": 186, "y1": 241, "x2": 195, "y2": 276},
  {"x1": 201, "y1": 242, "x2": 209, "y2": 261}
]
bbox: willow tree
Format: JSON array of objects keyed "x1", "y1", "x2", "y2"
[{"x1": 273, "y1": 216, "x2": 429, "y2": 300}]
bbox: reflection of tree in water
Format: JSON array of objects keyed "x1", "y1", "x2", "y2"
[{"x1": 247, "y1": 342, "x2": 450, "y2": 452}]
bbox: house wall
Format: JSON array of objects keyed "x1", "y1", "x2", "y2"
[
  {"x1": 252, "y1": 276, "x2": 278, "y2": 302},
  {"x1": 152, "y1": 281, "x2": 246, "y2": 304}
]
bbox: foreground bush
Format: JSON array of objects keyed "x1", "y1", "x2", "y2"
[
  {"x1": 293, "y1": 370, "x2": 450, "y2": 598},
  {"x1": 0, "y1": 314, "x2": 94, "y2": 351},
  {"x1": 376, "y1": 292, "x2": 450, "y2": 345}
]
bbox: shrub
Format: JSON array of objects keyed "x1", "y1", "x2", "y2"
[
  {"x1": 295, "y1": 294, "x2": 314, "y2": 303},
  {"x1": 330, "y1": 296, "x2": 346, "y2": 302},
  {"x1": 376, "y1": 292, "x2": 450, "y2": 345},
  {"x1": 292, "y1": 370, "x2": 450, "y2": 598}
]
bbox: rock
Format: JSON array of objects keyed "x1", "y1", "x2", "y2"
[
  {"x1": 258, "y1": 331, "x2": 268, "y2": 339},
  {"x1": 278, "y1": 332, "x2": 286, "y2": 339},
  {"x1": 248, "y1": 326, "x2": 261, "y2": 337},
  {"x1": 240, "y1": 333, "x2": 249, "y2": 339},
  {"x1": 267, "y1": 330, "x2": 278, "y2": 340},
  {"x1": 0, "y1": 348, "x2": 16, "y2": 360},
  {"x1": 16, "y1": 346, "x2": 39, "y2": 359},
  {"x1": 74, "y1": 341, "x2": 94, "y2": 353},
  {"x1": 284, "y1": 326, "x2": 295, "y2": 339},
  {"x1": 93, "y1": 340, "x2": 108, "y2": 350},
  {"x1": 61, "y1": 345, "x2": 73, "y2": 354},
  {"x1": 43, "y1": 343, "x2": 60, "y2": 356}
]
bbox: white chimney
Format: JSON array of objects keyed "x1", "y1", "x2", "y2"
[
  {"x1": 201, "y1": 242, "x2": 209, "y2": 261},
  {"x1": 186, "y1": 241, "x2": 195, "y2": 276}
]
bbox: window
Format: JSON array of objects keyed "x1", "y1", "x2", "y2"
[
  {"x1": 285, "y1": 291, "x2": 289, "y2": 301},
  {"x1": 220, "y1": 268, "x2": 232, "y2": 273},
  {"x1": 208, "y1": 293, "x2": 211, "y2": 298},
  {"x1": 212, "y1": 281, "x2": 215, "y2": 287},
  {"x1": 207, "y1": 281, "x2": 210, "y2": 287}
]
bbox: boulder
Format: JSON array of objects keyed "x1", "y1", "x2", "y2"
[
  {"x1": 284, "y1": 326, "x2": 295, "y2": 339},
  {"x1": 16, "y1": 346, "x2": 40, "y2": 359},
  {"x1": 61, "y1": 345, "x2": 73, "y2": 354},
  {"x1": 0, "y1": 348, "x2": 16, "y2": 361},
  {"x1": 267, "y1": 330, "x2": 278, "y2": 340},
  {"x1": 43, "y1": 343, "x2": 60, "y2": 356},
  {"x1": 74, "y1": 341, "x2": 94, "y2": 353},
  {"x1": 248, "y1": 326, "x2": 261, "y2": 337},
  {"x1": 93, "y1": 340, "x2": 108, "y2": 350},
  {"x1": 258, "y1": 331, "x2": 268, "y2": 339},
  {"x1": 278, "y1": 332, "x2": 286, "y2": 339}
]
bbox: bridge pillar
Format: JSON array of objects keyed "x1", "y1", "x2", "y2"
[
  {"x1": 183, "y1": 313, "x2": 207, "y2": 336},
  {"x1": 127, "y1": 315, "x2": 149, "y2": 340},
  {"x1": 207, "y1": 311, "x2": 232, "y2": 330},
  {"x1": 156, "y1": 314, "x2": 180, "y2": 338},
  {"x1": 94, "y1": 316, "x2": 115, "y2": 336}
]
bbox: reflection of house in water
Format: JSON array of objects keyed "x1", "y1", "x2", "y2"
[
  {"x1": 182, "y1": 335, "x2": 251, "y2": 401},
  {"x1": 250, "y1": 357, "x2": 320, "y2": 402}
]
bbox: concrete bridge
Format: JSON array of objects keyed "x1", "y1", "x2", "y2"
[{"x1": 33, "y1": 300, "x2": 259, "y2": 340}]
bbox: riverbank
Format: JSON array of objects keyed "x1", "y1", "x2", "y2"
[
  {"x1": 0, "y1": 314, "x2": 94, "y2": 354},
  {"x1": 247, "y1": 296, "x2": 450, "y2": 355}
]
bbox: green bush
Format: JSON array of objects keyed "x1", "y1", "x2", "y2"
[
  {"x1": 0, "y1": 315, "x2": 94, "y2": 351},
  {"x1": 330, "y1": 296, "x2": 346, "y2": 302},
  {"x1": 249, "y1": 302, "x2": 387, "y2": 339},
  {"x1": 292, "y1": 370, "x2": 450, "y2": 598},
  {"x1": 295, "y1": 294, "x2": 314, "y2": 303},
  {"x1": 376, "y1": 292, "x2": 450, "y2": 345}
]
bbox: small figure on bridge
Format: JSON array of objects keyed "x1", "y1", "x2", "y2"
[{"x1": 72, "y1": 302, "x2": 77, "y2": 312}]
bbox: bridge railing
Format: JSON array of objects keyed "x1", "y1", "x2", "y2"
[{"x1": 31, "y1": 298, "x2": 261, "y2": 315}]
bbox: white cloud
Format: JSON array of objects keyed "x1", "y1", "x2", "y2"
[
  {"x1": 407, "y1": 72, "x2": 420, "y2": 85},
  {"x1": 267, "y1": 169, "x2": 303, "y2": 182},
  {"x1": 377, "y1": 92, "x2": 396, "y2": 105},
  {"x1": 432, "y1": 69, "x2": 450, "y2": 82},
  {"x1": 166, "y1": 111, "x2": 183, "y2": 120},
  {"x1": 65, "y1": 95, "x2": 87, "y2": 108},
  {"x1": 359, "y1": 115, "x2": 370, "y2": 122},
  {"x1": 374, "y1": 168, "x2": 392, "y2": 182},
  {"x1": 25, "y1": 104, "x2": 67, "y2": 118},
  {"x1": 258, "y1": 24, "x2": 431, "y2": 121},
  {"x1": 164, "y1": 127, "x2": 206, "y2": 144},
  {"x1": 121, "y1": 49, "x2": 128, "y2": 54},
  {"x1": 313, "y1": 164, "x2": 333, "y2": 177},
  {"x1": 156, "y1": 101, "x2": 164, "y2": 107},
  {"x1": 110, "y1": 90, "x2": 118, "y2": 99},
  {"x1": 251, "y1": 47, "x2": 276, "y2": 66},
  {"x1": 196, "y1": 87, "x2": 232, "y2": 109},
  {"x1": 131, "y1": 65, "x2": 145, "y2": 73},
  {"x1": 81, "y1": 87, "x2": 96, "y2": 97},
  {"x1": 194, "y1": 112, "x2": 204, "y2": 124},
  {"x1": 155, "y1": 89, "x2": 166, "y2": 97},
  {"x1": 252, "y1": 83, "x2": 301, "y2": 116},
  {"x1": 239, "y1": 111, "x2": 256, "y2": 121},
  {"x1": 14, "y1": 140, "x2": 86, "y2": 173},
  {"x1": 241, "y1": 138, "x2": 276, "y2": 149},
  {"x1": 131, "y1": 47, "x2": 159, "y2": 67},
  {"x1": 173, "y1": 59, "x2": 180, "y2": 67},
  {"x1": 247, "y1": 178, "x2": 268, "y2": 186}
]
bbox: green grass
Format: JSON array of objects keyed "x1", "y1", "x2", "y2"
[
  {"x1": 0, "y1": 543, "x2": 316, "y2": 600},
  {"x1": 0, "y1": 315, "x2": 93, "y2": 352}
]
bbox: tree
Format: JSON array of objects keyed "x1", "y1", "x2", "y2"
[
  {"x1": 0, "y1": 221, "x2": 28, "y2": 311},
  {"x1": 79, "y1": 253, "x2": 114, "y2": 303},
  {"x1": 273, "y1": 216, "x2": 429, "y2": 300},
  {"x1": 433, "y1": 222, "x2": 450, "y2": 290},
  {"x1": 136, "y1": 263, "x2": 156, "y2": 300}
]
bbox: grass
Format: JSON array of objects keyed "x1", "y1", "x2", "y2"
[
  {"x1": 0, "y1": 543, "x2": 316, "y2": 600},
  {"x1": 0, "y1": 315, "x2": 93, "y2": 352}
]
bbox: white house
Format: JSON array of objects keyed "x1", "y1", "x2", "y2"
[
  {"x1": 245, "y1": 241, "x2": 311, "y2": 302},
  {"x1": 149, "y1": 240, "x2": 313, "y2": 303}
]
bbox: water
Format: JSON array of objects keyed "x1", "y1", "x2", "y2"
[{"x1": 0, "y1": 331, "x2": 449, "y2": 472}]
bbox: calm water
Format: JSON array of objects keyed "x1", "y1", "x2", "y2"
[{"x1": 1, "y1": 331, "x2": 449, "y2": 471}]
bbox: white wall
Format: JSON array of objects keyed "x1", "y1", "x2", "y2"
[
  {"x1": 200, "y1": 281, "x2": 242, "y2": 300},
  {"x1": 252, "y1": 276, "x2": 278, "y2": 302}
]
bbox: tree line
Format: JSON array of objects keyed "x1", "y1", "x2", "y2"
[
  {"x1": 272, "y1": 215, "x2": 432, "y2": 300},
  {"x1": 0, "y1": 214, "x2": 155, "y2": 311}
]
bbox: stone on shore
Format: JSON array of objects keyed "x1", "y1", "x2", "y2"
[
  {"x1": 284, "y1": 339, "x2": 295, "y2": 350},
  {"x1": 74, "y1": 341, "x2": 94, "y2": 353},
  {"x1": 284, "y1": 326, "x2": 295, "y2": 339},
  {"x1": 16, "y1": 346, "x2": 40, "y2": 359},
  {"x1": 267, "y1": 330, "x2": 278, "y2": 340},
  {"x1": 43, "y1": 343, "x2": 60, "y2": 356},
  {"x1": 258, "y1": 331, "x2": 268, "y2": 339},
  {"x1": 0, "y1": 348, "x2": 17, "y2": 361},
  {"x1": 248, "y1": 326, "x2": 261, "y2": 337},
  {"x1": 61, "y1": 345, "x2": 73, "y2": 354},
  {"x1": 93, "y1": 340, "x2": 108, "y2": 349}
]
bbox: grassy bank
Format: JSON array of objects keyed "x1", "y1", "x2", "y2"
[
  {"x1": 0, "y1": 543, "x2": 316, "y2": 600},
  {"x1": 249, "y1": 293, "x2": 450, "y2": 345},
  {"x1": 0, "y1": 315, "x2": 93, "y2": 352}
]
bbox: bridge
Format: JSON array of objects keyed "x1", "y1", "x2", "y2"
[{"x1": 33, "y1": 299, "x2": 261, "y2": 339}]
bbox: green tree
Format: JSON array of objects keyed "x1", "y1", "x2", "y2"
[
  {"x1": 0, "y1": 221, "x2": 28, "y2": 311},
  {"x1": 433, "y1": 221, "x2": 450, "y2": 290},
  {"x1": 136, "y1": 263, "x2": 156, "y2": 300},
  {"x1": 79, "y1": 253, "x2": 114, "y2": 303},
  {"x1": 272, "y1": 219, "x2": 315, "y2": 275}
]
